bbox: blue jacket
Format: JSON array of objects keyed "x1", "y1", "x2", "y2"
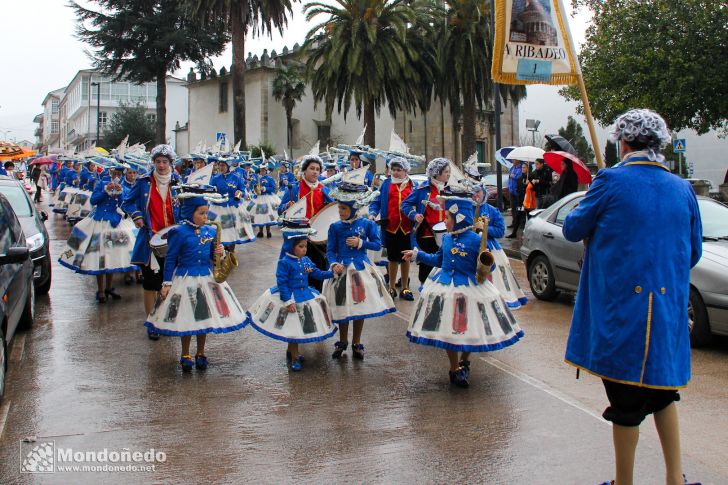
[
  {"x1": 416, "y1": 230, "x2": 481, "y2": 286},
  {"x1": 563, "y1": 157, "x2": 703, "y2": 388},
  {"x1": 248, "y1": 174, "x2": 277, "y2": 195},
  {"x1": 273, "y1": 254, "x2": 333, "y2": 303},
  {"x1": 369, "y1": 177, "x2": 416, "y2": 221},
  {"x1": 121, "y1": 172, "x2": 181, "y2": 266},
  {"x1": 90, "y1": 177, "x2": 123, "y2": 227},
  {"x1": 121, "y1": 177, "x2": 136, "y2": 198},
  {"x1": 163, "y1": 222, "x2": 216, "y2": 283},
  {"x1": 326, "y1": 217, "x2": 381, "y2": 270},
  {"x1": 277, "y1": 182, "x2": 333, "y2": 216},
  {"x1": 278, "y1": 172, "x2": 296, "y2": 189},
  {"x1": 479, "y1": 203, "x2": 505, "y2": 251},
  {"x1": 79, "y1": 167, "x2": 96, "y2": 190},
  {"x1": 508, "y1": 164, "x2": 522, "y2": 197},
  {"x1": 402, "y1": 181, "x2": 437, "y2": 222},
  {"x1": 210, "y1": 172, "x2": 246, "y2": 207},
  {"x1": 64, "y1": 169, "x2": 79, "y2": 186}
]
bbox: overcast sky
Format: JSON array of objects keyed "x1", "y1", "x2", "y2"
[{"x1": 1, "y1": 1, "x2": 724, "y2": 184}]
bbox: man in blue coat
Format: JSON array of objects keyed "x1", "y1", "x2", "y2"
[{"x1": 562, "y1": 109, "x2": 702, "y2": 485}]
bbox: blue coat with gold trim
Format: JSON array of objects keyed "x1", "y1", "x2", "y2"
[
  {"x1": 163, "y1": 222, "x2": 216, "y2": 283},
  {"x1": 416, "y1": 230, "x2": 481, "y2": 286},
  {"x1": 326, "y1": 217, "x2": 381, "y2": 270},
  {"x1": 563, "y1": 157, "x2": 702, "y2": 389}
]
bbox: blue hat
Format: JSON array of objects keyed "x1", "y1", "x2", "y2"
[
  {"x1": 180, "y1": 196, "x2": 208, "y2": 223},
  {"x1": 439, "y1": 187, "x2": 475, "y2": 232},
  {"x1": 177, "y1": 185, "x2": 226, "y2": 222},
  {"x1": 280, "y1": 219, "x2": 316, "y2": 254},
  {"x1": 349, "y1": 149, "x2": 371, "y2": 164},
  {"x1": 324, "y1": 161, "x2": 337, "y2": 170}
]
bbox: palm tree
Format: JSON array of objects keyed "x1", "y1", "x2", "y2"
[
  {"x1": 272, "y1": 64, "x2": 306, "y2": 157},
  {"x1": 437, "y1": 0, "x2": 492, "y2": 162},
  {"x1": 303, "y1": 0, "x2": 436, "y2": 147},
  {"x1": 185, "y1": 0, "x2": 296, "y2": 147}
]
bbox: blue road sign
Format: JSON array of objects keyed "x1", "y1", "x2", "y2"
[
  {"x1": 216, "y1": 132, "x2": 227, "y2": 145},
  {"x1": 673, "y1": 139, "x2": 686, "y2": 153}
]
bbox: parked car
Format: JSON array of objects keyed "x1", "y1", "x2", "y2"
[
  {"x1": 0, "y1": 193, "x2": 35, "y2": 400},
  {"x1": 0, "y1": 176, "x2": 52, "y2": 294},
  {"x1": 482, "y1": 173, "x2": 510, "y2": 208},
  {"x1": 520, "y1": 191, "x2": 728, "y2": 347}
]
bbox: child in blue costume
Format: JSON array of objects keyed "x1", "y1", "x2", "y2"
[
  {"x1": 145, "y1": 189, "x2": 250, "y2": 372},
  {"x1": 58, "y1": 161, "x2": 138, "y2": 302},
  {"x1": 403, "y1": 187, "x2": 523, "y2": 388},
  {"x1": 209, "y1": 157, "x2": 256, "y2": 246},
  {"x1": 66, "y1": 160, "x2": 99, "y2": 223},
  {"x1": 249, "y1": 219, "x2": 336, "y2": 371},
  {"x1": 323, "y1": 169, "x2": 396, "y2": 360},
  {"x1": 248, "y1": 162, "x2": 279, "y2": 238},
  {"x1": 53, "y1": 160, "x2": 80, "y2": 214},
  {"x1": 120, "y1": 161, "x2": 143, "y2": 285}
]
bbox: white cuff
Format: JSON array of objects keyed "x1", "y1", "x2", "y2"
[
  {"x1": 357, "y1": 238, "x2": 364, "y2": 249},
  {"x1": 162, "y1": 281, "x2": 173, "y2": 287},
  {"x1": 412, "y1": 247, "x2": 420, "y2": 261}
]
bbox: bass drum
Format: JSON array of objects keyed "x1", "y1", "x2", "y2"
[
  {"x1": 308, "y1": 202, "x2": 340, "y2": 244},
  {"x1": 149, "y1": 225, "x2": 178, "y2": 258},
  {"x1": 432, "y1": 221, "x2": 447, "y2": 247}
]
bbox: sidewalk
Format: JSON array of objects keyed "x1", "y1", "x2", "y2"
[{"x1": 498, "y1": 212, "x2": 523, "y2": 259}]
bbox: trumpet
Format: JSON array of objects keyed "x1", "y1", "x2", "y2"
[
  {"x1": 209, "y1": 220, "x2": 238, "y2": 283},
  {"x1": 475, "y1": 214, "x2": 494, "y2": 284}
]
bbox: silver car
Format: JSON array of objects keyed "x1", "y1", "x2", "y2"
[{"x1": 520, "y1": 192, "x2": 728, "y2": 347}]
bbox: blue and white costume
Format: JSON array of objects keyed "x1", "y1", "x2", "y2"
[
  {"x1": 247, "y1": 164, "x2": 280, "y2": 227},
  {"x1": 407, "y1": 192, "x2": 523, "y2": 352},
  {"x1": 249, "y1": 223, "x2": 337, "y2": 343},
  {"x1": 322, "y1": 173, "x2": 396, "y2": 324},
  {"x1": 58, "y1": 171, "x2": 138, "y2": 275},
  {"x1": 209, "y1": 169, "x2": 256, "y2": 245},
  {"x1": 479, "y1": 202, "x2": 528, "y2": 309},
  {"x1": 145, "y1": 194, "x2": 250, "y2": 336},
  {"x1": 66, "y1": 163, "x2": 98, "y2": 223},
  {"x1": 52, "y1": 163, "x2": 79, "y2": 213}
]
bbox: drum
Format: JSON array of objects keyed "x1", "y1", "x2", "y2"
[
  {"x1": 149, "y1": 225, "x2": 177, "y2": 258},
  {"x1": 308, "y1": 202, "x2": 340, "y2": 244},
  {"x1": 432, "y1": 221, "x2": 447, "y2": 247}
]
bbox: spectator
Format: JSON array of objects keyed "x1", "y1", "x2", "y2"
[
  {"x1": 530, "y1": 158, "x2": 553, "y2": 208},
  {"x1": 31, "y1": 163, "x2": 43, "y2": 202},
  {"x1": 550, "y1": 158, "x2": 578, "y2": 201},
  {"x1": 506, "y1": 161, "x2": 529, "y2": 238},
  {"x1": 506, "y1": 159, "x2": 523, "y2": 230}
]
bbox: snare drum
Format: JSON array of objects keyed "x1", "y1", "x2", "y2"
[
  {"x1": 149, "y1": 225, "x2": 177, "y2": 258},
  {"x1": 308, "y1": 202, "x2": 341, "y2": 244},
  {"x1": 432, "y1": 221, "x2": 447, "y2": 247}
]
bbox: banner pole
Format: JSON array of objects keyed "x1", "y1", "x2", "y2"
[{"x1": 558, "y1": 0, "x2": 604, "y2": 169}]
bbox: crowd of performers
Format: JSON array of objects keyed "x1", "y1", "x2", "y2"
[{"x1": 51, "y1": 142, "x2": 527, "y2": 387}]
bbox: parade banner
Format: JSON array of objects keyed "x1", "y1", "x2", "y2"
[{"x1": 492, "y1": 0, "x2": 579, "y2": 85}]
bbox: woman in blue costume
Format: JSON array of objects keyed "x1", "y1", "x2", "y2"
[
  {"x1": 248, "y1": 161, "x2": 279, "y2": 238},
  {"x1": 249, "y1": 219, "x2": 336, "y2": 371},
  {"x1": 323, "y1": 168, "x2": 396, "y2": 360},
  {"x1": 58, "y1": 161, "x2": 138, "y2": 303},
  {"x1": 53, "y1": 160, "x2": 80, "y2": 214},
  {"x1": 66, "y1": 160, "x2": 99, "y2": 223},
  {"x1": 563, "y1": 109, "x2": 703, "y2": 485},
  {"x1": 145, "y1": 189, "x2": 250, "y2": 372},
  {"x1": 403, "y1": 187, "x2": 523, "y2": 388},
  {"x1": 208, "y1": 156, "x2": 256, "y2": 246}
]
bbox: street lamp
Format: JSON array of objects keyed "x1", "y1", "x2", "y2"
[
  {"x1": 526, "y1": 119, "x2": 541, "y2": 146},
  {"x1": 91, "y1": 82, "x2": 101, "y2": 146}
]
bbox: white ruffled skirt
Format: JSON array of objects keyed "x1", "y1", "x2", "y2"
[
  {"x1": 407, "y1": 279, "x2": 524, "y2": 352},
  {"x1": 247, "y1": 194, "x2": 280, "y2": 227},
  {"x1": 58, "y1": 216, "x2": 138, "y2": 274},
  {"x1": 145, "y1": 275, "x2": 250, "y2": 336},
  {"x1": 52, "y1": 186, "x2": 77, "y2": 213},
  {"x1": 66, "y1": 190, "x2": 93, "y2": 222},
  {"x1": 249, "y1": 289, "x2": 337, "y2": 343},
  {"x1": 491, "y1": 248, "x2": 528, "y2": 309},
  {"x1": 207, "y1": 203, "x2": 256, "y2": 245},
  {"x1": 322, "y1": 262, "x2": 396, "y2": 324}
]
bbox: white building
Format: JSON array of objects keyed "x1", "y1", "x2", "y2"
[
  {"x1": 178, "y1": 47, "x2": 520, "y2": 169},
  {"x1": 36, "y1": 69, "x2": 188, "y2": 154}
]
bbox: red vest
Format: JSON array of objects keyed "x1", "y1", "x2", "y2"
[
  {"x1": 148, "y1": 176, "x2": 174, "y2": 234},
  {"x1": 386, "y1": 180, "x2": 413, "y2": 234},
  {"x1": 299, "y1": 180, "x2": 325, "y2": 219},
  {"x1": 421, "y1": 185, "x2": 444, "y2": 238}
]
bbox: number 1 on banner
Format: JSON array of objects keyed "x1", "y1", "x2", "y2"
[{"x1": 516, "y1": 59, "x2": 552, "y2": 82}]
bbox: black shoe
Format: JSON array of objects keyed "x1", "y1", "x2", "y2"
[
  {"x1": 266, "y1": 230, "x2": 272, "y2": 238},
  {"x1": 147, "y1": 328, "x2": 160, "y2": 341},
  {"x1": 396, "y1": 278, "x2": 402, "y2": 288},
  {"x1": 256, "y1": 231, "x2": 264, "y2": 238},
  {"x1": 332, "y1": 341, "x2": 348, "y2": 359},
  {"x1": 286, "y1": 351, "x2": 305, "y2": 362},
  {"x1": 505, "y1": 233, "x2": 517, "y2": 239},
  {"x1": 105, "y1": 288, "x2": 122, "y2": 300},
  {"x1": 388, "y1": 288, "x2": 398, "y2": 300},
  {"x1": 124, "y1": 274, "x2": 134, "y2": 285},
  {"x1": 352, "y1": 343, "x2": 365, "y2": 360},
  {"x1": 96, "y1": 291, "x2": 107, "y2": 304}
]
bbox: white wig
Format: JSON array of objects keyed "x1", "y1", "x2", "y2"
[
  {"x1": 609, "y1": 108, "x2": 671, "y2": 162},
  {"x1": 427, "y1": 157, "x2": 451, "y2": 178},
  {"x1": 150, "y1": 144, "x2": 177, "y2": 162},
  {"x1": 388, "y1": 156, "x2": 411, "y2": 173}
]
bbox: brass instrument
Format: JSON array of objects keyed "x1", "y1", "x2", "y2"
[
  {"x1": 209, "y1": 220, "x2": 238, "y2": 283},
  {"x1": 475, "y1": 215, "x2": 494, "y2": 284}
]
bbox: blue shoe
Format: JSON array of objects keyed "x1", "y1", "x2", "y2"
[
  {"x1": 290, "y1": 357, "x2": 303, "y2": 372},
  {"x1": 147, "y1": 328, "x2": 160, "y2": 341},
  {"x1": 286, "y1": 351, "x2": 305, "y2": 362},
  {"x1": 400, "y1": 289, "x2": 414, "y2": 301},
  {"x1": 332, "y1": 341, "x2": 348, "y2": 359},
  {"x1": 459, "y1": 360, "x2": 471, "y2": 380},
  {"x1": 450, "y1": 367, "x2": 469, "y2": 388},
  {"x1": 352, "y1": 343, "x2": 365, "y2": 360},
  {"x1": 195, "y1": 354, "x2": 208, "y2": 370},
  {"x1": 180, "y1": 354, "x2": 194, "y2": 372}
]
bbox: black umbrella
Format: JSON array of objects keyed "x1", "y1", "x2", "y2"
[{"x1": 544, "y1": 134, "x2": 577, "y2": 155}]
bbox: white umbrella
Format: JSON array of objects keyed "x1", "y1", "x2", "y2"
[{"x1": 505, "y1": 145, "x2": 545, "y2": 162}]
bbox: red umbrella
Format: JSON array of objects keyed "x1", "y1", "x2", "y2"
[
  {"x1": 544, "y1": 151, "x2": 592, "y2": 184},
  {"x1": 30, "y1": 155, "x2": 57, "y2": 166}
]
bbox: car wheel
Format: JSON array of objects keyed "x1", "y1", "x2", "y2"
[
  {"x1": 36, "y1": 255, "x2": 52, "y2": 295},
  {"x1": 0, "y1": 326, "x2": 6, "y2": 401},
  {"x1": 528, "y1": 254, "x2": 558, "y2": 301},
  {"x1": 688, "y1": 287, "x2": 711, "y2": 348},
  {"x1": 18, "y1": 284, "x2": 35, "y2": 332}
]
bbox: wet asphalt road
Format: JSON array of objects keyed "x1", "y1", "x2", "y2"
[{"x1": 1, "y1": 200, "x2": 727, "y2": 484}]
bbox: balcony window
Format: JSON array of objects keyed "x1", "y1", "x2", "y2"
[
  {"x1": 51, "y1": 121, "x2": 59, "y2": 134},
  {"x1": 111, "y1": 82, "x2": 129, "y2": 102},
  {"x1": 51, "y1": 100, "x2": 59, "y2": 114}
]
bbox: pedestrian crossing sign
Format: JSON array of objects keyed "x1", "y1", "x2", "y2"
[{"x1": 673, "y1": 139, "x2": 686, "y2": 153}]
